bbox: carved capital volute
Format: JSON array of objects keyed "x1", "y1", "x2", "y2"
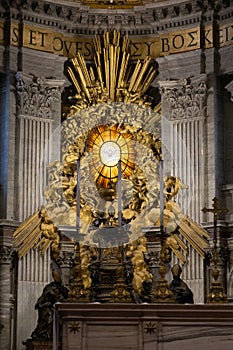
[
  {"x1": 16, "y1": 72, "x2": 65, "y2": 118},
  {"x1": 159, "y1": 74, "x2": 207, "y2": 121}
]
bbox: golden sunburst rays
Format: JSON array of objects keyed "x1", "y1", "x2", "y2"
[
  {"x1": 87, "y1": 124, "x2": 135, "y2": 189},
  {"x1": 66, "y1": 30, "x2": 159, "y2": 113},
  {"x1": 54, "y1": 117, "x2": 161, "y2": 213}
]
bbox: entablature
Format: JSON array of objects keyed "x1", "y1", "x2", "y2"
[{"x1": 0, "y1": 0, "x2": 232, "y2": 35}]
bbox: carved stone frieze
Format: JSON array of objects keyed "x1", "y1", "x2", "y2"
[
  {"x1": 16, "y1": 73, "x2": 64, "y2": 119},
  {"x1": 0, "y1": 245, "x2": 14, "y2": 263},
  {"x1": 159, "y1": 75, "x2": 207, "y2": 120},
  {"x1": 3, "y1": 0, "x2": 232, "y2": 35}
]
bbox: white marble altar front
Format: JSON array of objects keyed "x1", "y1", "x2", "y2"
[{"x1": 54, "y1": 303, "x2": 233, "y2": 350}]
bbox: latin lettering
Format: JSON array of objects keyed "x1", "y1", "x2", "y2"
[
  {"x1": 204, "y1": 28, "x2": 212, "y2": 45},
  {"x1": 144, "y1": 42, "x2": 154, "y2": 56},
  {"x1": 53, "y1": 37, "x2": 63, "y2": 52},
  {"x1": 218, "y1": 24, "x2": 233, "y2": 45},
  {"x1": 12, "y1": 27, "x2": 19, "y2": 43},
  {"x1": 38, "y1": 31, "x2": 48, "y2": 47},
  {"x1": 161, "y1": 38, "x2": 170, "y2": 53},
  {"x1": 187, "y1": 31, "x2": 198, "y2": 47},
  {"x1": 172, "y1": 34, "x2": 184, "y2": 49},
  {"x1": 29, "y1": 30, "x2": 37, "y2": 45},
  {"x1": 63, "y1": 40, "x2": 73, "y2": 55},
  {"x1": 218, "y1": 28, "x2": 223, "y2": 45},
  {"x1": 83, "y1": 42, "x2": 92, "y2": 57},
  {"x1": 130, "y1": 42, "x2": 141, "y2": 57},
  {"x1": 75, "y1": 41, "x2": 83, "y2": 55},
  {"x1": 224, "y1": 26, "x2": 230, "y2": 42}
]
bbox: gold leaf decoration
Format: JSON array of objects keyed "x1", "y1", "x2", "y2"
[
  {"x1": 13, "y1": 209, "x2": 60, "y2": 259},
  {"x1": 13, "y1": 30, "x2": 209, "y2": 267},
  {"x1": 65, "y1": 30, "x2": 158, "y2": 115}
]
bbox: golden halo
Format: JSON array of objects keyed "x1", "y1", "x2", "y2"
[{"x1": 87, "y1": 124, "x2": 135, "y2": 188}]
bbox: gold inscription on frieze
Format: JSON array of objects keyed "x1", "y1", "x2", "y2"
[
  {"x1": 0, "y1": 21, "x2": 232, "y2": 59},
  {"x1": 9, "y1": 22, "x2": 93, "y2": 58},
  {"x1": 219, "y1": 23, "x2": 233, "y2": 47},
  {"x1": 160, "y1": 27, "x2": 200, "y2": 54},
  {"x1": 130, "y1": 37, "x2": 161, "y2": 58},
  {"x1": 203, "y1": 25, "x2": 213, "y2": 49}
]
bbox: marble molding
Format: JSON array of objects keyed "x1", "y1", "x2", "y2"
[
  {"x1": 54, "y1": 303, "x2": 233, "y2": 350},
  {"x1": 2, "y1": 0, "x2": 233, "y2": 36}
]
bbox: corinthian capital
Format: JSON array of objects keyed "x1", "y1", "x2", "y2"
[
  {"x1": 15, "y1": 72, "x2": 65, "y2": 118},
  {"x1": 159, "y1": 75, "x2": 207, "y2": 120}
]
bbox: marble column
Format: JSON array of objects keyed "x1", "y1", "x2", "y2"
[
  {"x1": 15, "y1": 72, "x2": 65, "y2": 222},
  {"x1": 159, "y1": 75, "x2": 207, "y2": 222},
  {"x1": 16, "y1": 249, "x2": 51, "y2": 350},
  {"x1": 159, "y1": 75, "x2": 207, "y2": 303},
  {"x1": 14, "y1": 73, "x2": 65, "y2": 349}
]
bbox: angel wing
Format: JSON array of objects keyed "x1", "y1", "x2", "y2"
[
  {"x1": 147, "y1": 200, "x2": 210, "y2": 263},
  {"x1": 13, "y1": 209, "x2": 59, "y2": 258},
  {"x1": 166, "y1": 200, "x2": 209, "y2": 261},
  {"x1": 165, "y1": 215, "x2": 209, "y2": 263},
  {"x1": 177, "y1": 215, "x2": 209, "y2": 259}
]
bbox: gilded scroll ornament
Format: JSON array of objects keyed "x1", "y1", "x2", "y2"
[{"x1": 126, "y1": 236, "x2": 153, "y2": 294}]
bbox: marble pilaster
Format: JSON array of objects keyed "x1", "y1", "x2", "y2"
[
  {"x1": 158, "y1": 75, "x2": 207, "y2": 303},
  {"x1": 159, "y1": 75, "x2": 207, "y2": 223},
  {"x1": 16, "y1": 249, "x2": 51, "y2": 350},
  {"x1": 15, "y1": 72, "x2": 65, "y2": 222},
  {"x1": 0, "y1": 235, "x2": 15, "y2": 350},
  {"x1": 14, "y1": 74, "x2": 65, "y2": 349}
]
